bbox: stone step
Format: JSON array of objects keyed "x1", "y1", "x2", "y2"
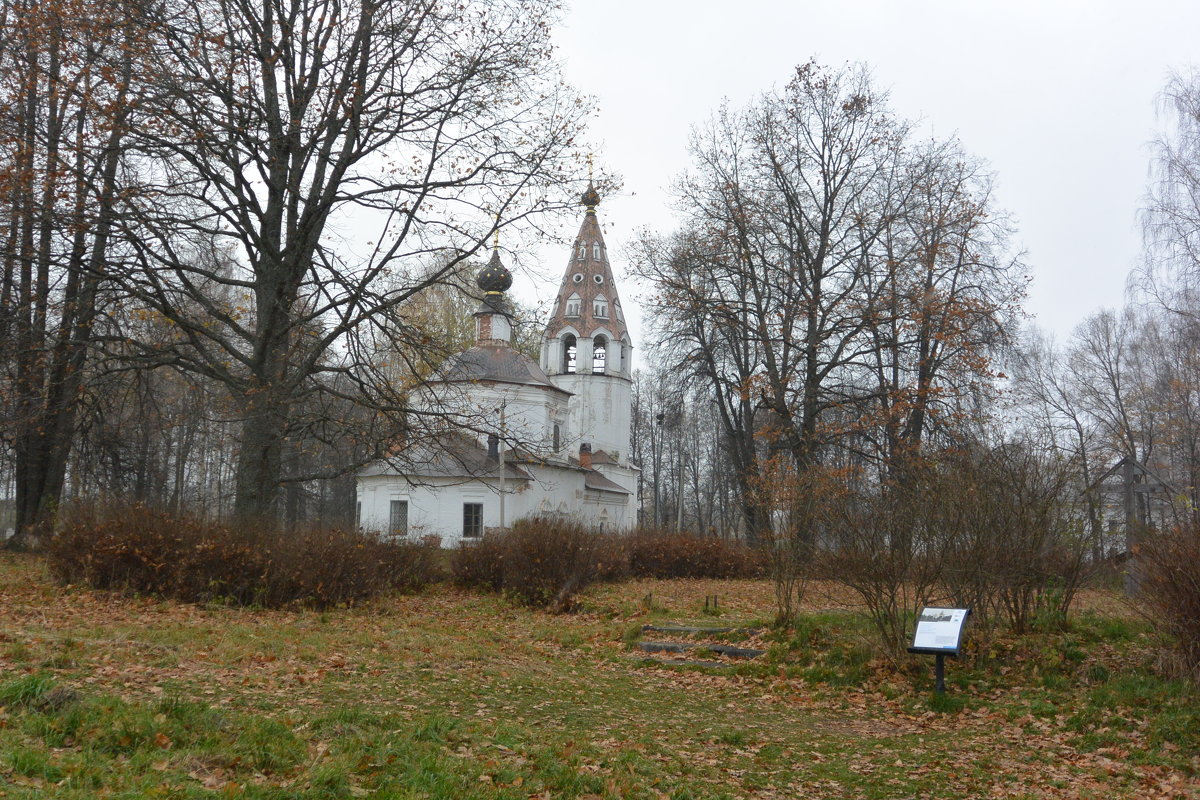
[
  {"x1": 637, "y1": 640, "x2": 766, "y2": 659},
  {"x1": 641, "y1": 624, "x2": 762, "y2": 636}
]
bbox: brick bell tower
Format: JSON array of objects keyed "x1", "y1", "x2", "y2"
[{"x1": 540, "y1": 183, "x2": 635, "y2": 467}]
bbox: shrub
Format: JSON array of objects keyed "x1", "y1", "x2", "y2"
[
  {"x1": 933, "y1": 444, "x2": 1088, "y2": 635},
  {"x1": 48, "y1": 503, "x2": 443, "y2": 608},
  {"x1": 1138, "y1": 526, "x2": 1200, "y2": 681},
  {"x1": 822, "y1": 444, "x2": 1090, "y2": 655},
  {"x1": 449, "y1": 532, "x2": 507, "y2": 593},
  {"x1": 452, "y1": 516, "x2": 625, "y2": 611},
  {"x1": 748, "y1": 458, "x2": 848, "y2": 626},
  {"x1": 625, "y1": 527, "x2": 764, "y2": 580},
  {"x1": 452, "y1": 521, "x2": 763, "y2": 610}
]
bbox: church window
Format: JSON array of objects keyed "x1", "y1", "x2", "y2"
[
  {"x1": 593, "y1": 295, "x2": 608, "y2": 318},
  {"x1": 563, "y1": 334, "x2": 577, "y2": 373},
  {"x1": 577, "y1": 243, "x2": 585, "y2": 260},
  {"x1": 553, "y1": 423, "x2": 561, "y2": 452},
  {"x1": 565, "y1": 293, "x2": 581, "y2": 317},
  {"x1": 593, "y1": 335, "x2": 607, "y2": 374},
  {"x1": 463, "y1": 502, "x2": 483, "y2": 538},
  {"x1": 389, "y1": 500, "x2": 408, "y2": 539},
  {"x1": 593, "y1": 274, "x2": 604, "y2": 284},
  {"x1": 592, "y1": 242, "x2": 601, "y2": 260},
  {"x1": 614, "y1": 302, "x2": 623, "y2": 322},
  {"x1": 572, "y1": 272, "x2": 584, "y2": 283}
]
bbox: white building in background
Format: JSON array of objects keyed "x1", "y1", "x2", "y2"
[{"x1": 356, "y1": 185, "x2": 639, "y2": 545}]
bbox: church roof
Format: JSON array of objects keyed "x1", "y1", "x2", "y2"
[
  {"x1": 437, "y1": 344, "x2": 570, "y2": 394},
  {"x1": 583, "y1": 470, "x2": 630, "y2": 494},
  {"x1": 363, "y1": 433, "x2": 534, "y2": 482},
  {"x1": 589, "y1": 449, "x2": 617, "y2": 465},
  {"x1": 543, "y1": 184, "x2": 631, "y2": 344}
]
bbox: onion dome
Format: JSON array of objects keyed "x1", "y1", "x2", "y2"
[
  {"x1": 581, "y1": 182, "x2": 601, "y2": 214},
  {"x1": 476, "y1": 248, "x2": 512, "y2": 294}
]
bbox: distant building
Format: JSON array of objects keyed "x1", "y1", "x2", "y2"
[{"x1": 356, "y1": 185, "x2": 639, "y2": 544}]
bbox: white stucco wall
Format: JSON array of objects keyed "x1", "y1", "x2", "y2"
[
  {"x1": 593, "y1": 462, "x2": 640, "y2": 525},
  {"x1": 357, "y1": 461, "x2": 636, "y2": 547},
  {"x1": 553, "y1": 373, "x2": 633, "y2": 462},
  {"x1": 414, "y1": 379, "x2": 569, "y2": 458}
]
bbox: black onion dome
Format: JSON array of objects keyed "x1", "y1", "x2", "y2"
[
  {"x1": 476, "y1": 248, "x2": 512, "y2": 294},
  {"x1": 581, "y1": 182, "x2": 601, "y2": 211}
]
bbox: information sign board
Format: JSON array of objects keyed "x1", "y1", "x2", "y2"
[{"x1": 909, "y1": 607, "x2": 970, "y2": 656}]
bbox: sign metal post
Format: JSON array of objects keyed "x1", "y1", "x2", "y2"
[{"x1": 908, "y1": 607, "x2": 971, "y2": 695}]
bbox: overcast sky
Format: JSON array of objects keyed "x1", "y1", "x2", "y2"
[{"x1": 526, "y1": 0, "x2": 1200, "y2": 351}]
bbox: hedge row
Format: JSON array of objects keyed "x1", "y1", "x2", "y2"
[
  {"x1": 452, "y1": 518, "x2": 764, "y2": 610},
  {"x1": 48, "y1": 504, "x2": 442, "y2": 609}
]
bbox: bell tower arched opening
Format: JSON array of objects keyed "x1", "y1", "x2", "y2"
[
  {"x1": 562, "y1": 334, "x2": 577, "y2": 374},
  {"x1": 592, "y1": 335, "x2": 607, "y2": 374}
]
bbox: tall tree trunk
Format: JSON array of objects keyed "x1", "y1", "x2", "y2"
[{"x1": 7, "y1": 9, "x2": 131, "y2": 545}]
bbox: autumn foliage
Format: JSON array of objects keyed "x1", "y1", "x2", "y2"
[
  {"x1": 47, "y1": 504, "x2": 442, "y2": 608},
  {"x1": 452, "y1": 519, "x2": 763, "y2": 610},
  {"x1": 624, "y1": 527, "x2": 765, "y2": 580},
  {"x1": 452, "y1": 516, "x2": 624, "y2": 611},
  {"x1": 1138, "y1": 526, "x2": 1200, "y2": 679}
]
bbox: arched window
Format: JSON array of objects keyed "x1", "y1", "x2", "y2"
[
  {"x1": 563, "y1": 334, "x2": 577, "y2": 374},
  {"x1": 593, "y1": 335, "x2": 607, "y2": 374},
  {"x1": 592, "y1": 242, "x2": 601, "y2": 260},
  {"x1": 553, "y1": 423, "x2": 561, "y2": 453},
  {"x1": 576, "y1": 243, "x2": 586, "y2": 260},
  {"x1": 565, "y1": 293, "x2": 581, "y2": 317},
  {"x1": 593, "y1": 295, "x2": 608, "y2": 319}
]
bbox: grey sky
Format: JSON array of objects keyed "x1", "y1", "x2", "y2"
[{"x1": 532, "y1": 0, "x2": 1200, "y2": 351}]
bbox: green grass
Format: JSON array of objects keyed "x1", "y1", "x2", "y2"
[
  {"x1": 0, "y1": 552, "x2": 1194, "y2": 798},
  {"x1": 926, "y1": 692, "x2": 968, "y2": 714}
]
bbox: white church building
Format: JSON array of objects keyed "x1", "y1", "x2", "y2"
[{"x1": 356, "y1": 185, "x2": 639, "y2": 545}]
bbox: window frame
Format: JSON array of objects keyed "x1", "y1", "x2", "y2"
[
  {"x1": 389, "y1": 499, "x2": 408, "y2": 539},
  {"x1": 462, "y1": 502, "x2": 484, "y2": 539}
]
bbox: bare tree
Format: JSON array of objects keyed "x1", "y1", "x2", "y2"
[
  {"x1": 634, "y1": 61, "x2": 1023, "y2": 549},
  {"x1": 1012, "y1": 331, "x2": 1107, "y2": 558},
  {"x1": 109, "y1": 0, "x2": 588, "y2": 519},
  {"x1": 1141, "y1": 68, "x2": 1200, "y2": 317},
  {"x1": 866, "y1": 137, "x2": 1022, "y2": 478},
  {"x1": 1067, "y1": 309, "x2": 1162, "y2": 466},
  {"x1": 632, "y1": 231, "x2": 770, "y2": 541},
  {"x1": 1133, "y1": 69, "x2": 1200, "y2": 525},
  {"x1": 0, "y1": 0, "x2": 139, "y2": 541}
]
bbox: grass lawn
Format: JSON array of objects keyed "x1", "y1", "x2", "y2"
[{"x1": 0, "y1": 553, "x2": 1197, "y2": 799}]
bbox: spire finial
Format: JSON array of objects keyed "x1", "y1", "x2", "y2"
[
  {"x1": 581, "y1": 156, "x2": 601, "y2": 213},
  {"x1": 493, "y1": 212, "x2": 500, "y2": 251}
]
